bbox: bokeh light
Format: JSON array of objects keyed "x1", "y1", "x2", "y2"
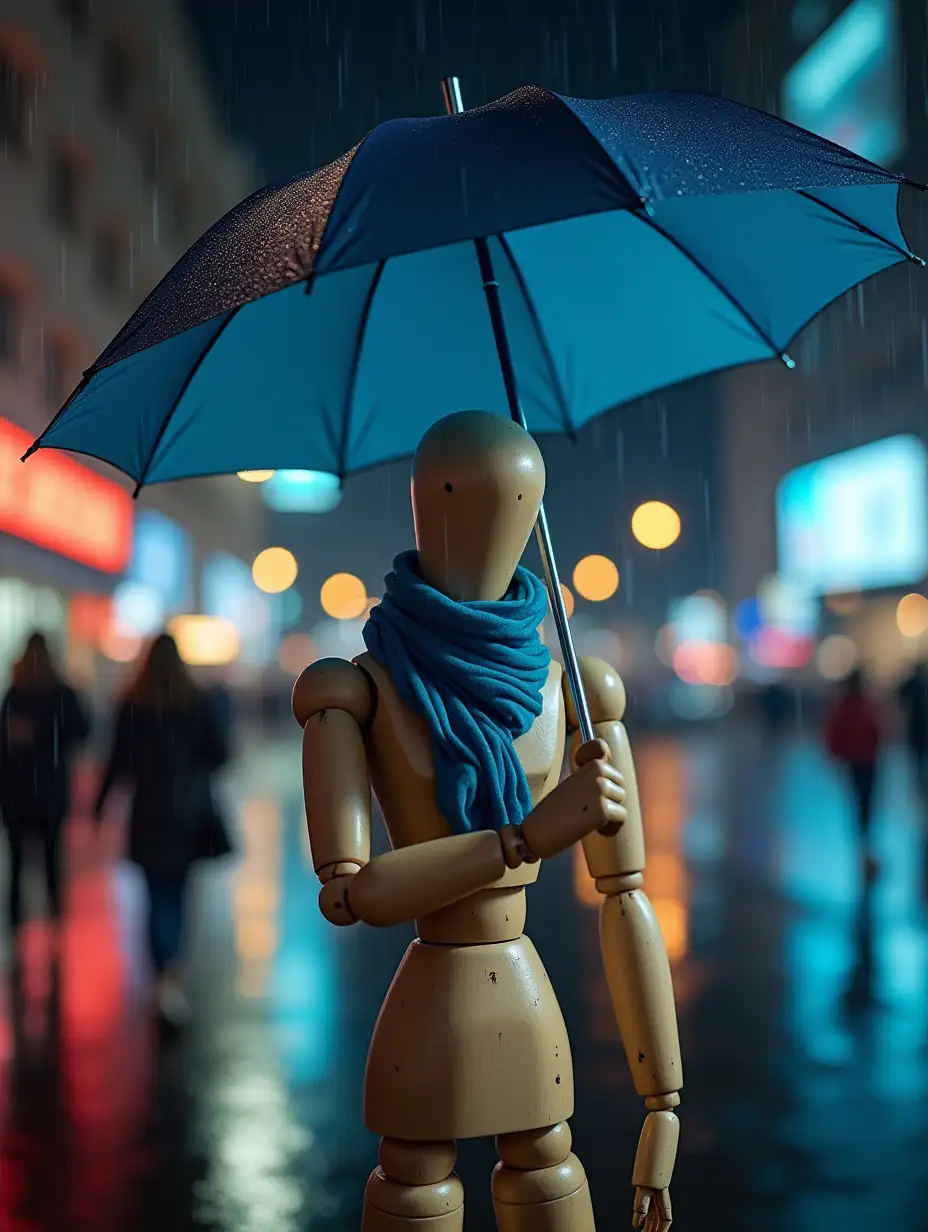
[
  {"x1": 824, "y1": 590, "x2": 862, "y2": 617},
  {"x1": 749, "y1": 626, "x2": 814, "y2": 669},
  {"x1": 320, "y1": 572, "x2": 368, "y2": 620},
  {"x1": 279, "y1": 589, "x2": 303, "y2": 628},
  {"x1": 572, "y1": 555, "x2": 619, "y2": 602},
  {"x1": 654, "y1": 624, "x2": 675, "y2": 666},
  {"x1": 237, "y1": 470, "x2": 275, "y2": 483},
  {"x1": 277, "y1": 632, "x2": 316, "y2": 676},
  {"x1": 816, "y1": 634, "x2": 858, "y2": 680},
  {"x1": 631, "y1": 501, "x2": 681, "y2": 550},
  {"x1": 99, "y1": 625, "x2": 141, "y2": 663},
  {"x1": 252, "y1": 547, "x2": 298, "y2": 594},
  {"x1": 548, "y1": 583, "x2": 575, "y2": 618},
  {"x1": 169, "y1": 615, "x2": 240, "y2": 666},
  {"x1": 896, "y1": 593, "x2": 928, "y2": 638},
  {"x1": 672, "y1": 640, "x2": 739, "y2": 687}
]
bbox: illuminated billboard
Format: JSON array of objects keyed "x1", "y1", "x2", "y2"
[
  {"x1": 260, "y1": 470, "x2": 341, "y2": 514},
  {"x1": 126, "y1": 509, "x2": 192, "y2": 606},
  {"x1": 782, "y1": 0, "x2": 903, "y2": 168},
  {"x1": 0, "y1": 417, "x2": 133, "y2": 573},
  {"x1": 776, "y1": 435, "x2": 928, "y2": 595}
]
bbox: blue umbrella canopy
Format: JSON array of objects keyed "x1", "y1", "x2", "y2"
[{"x1": 28, "y1": 85, "x2": 923, "y2": 488}]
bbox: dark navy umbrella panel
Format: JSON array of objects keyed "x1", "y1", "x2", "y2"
[{"x1": 30, "y1": 86, "x2": 922, "y2": 488}]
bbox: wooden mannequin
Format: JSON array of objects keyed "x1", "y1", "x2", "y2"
[{"x1": 292, "y1": 411, "x2": 682, "y2": 1232}]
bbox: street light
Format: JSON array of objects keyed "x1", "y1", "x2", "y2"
[
  {"x1": 572, "y1": 555, "x2": 619, "y2": 602},
  {"x1": 320, "y1": 572, "x2": 367, "y2": 620},
  {"x1": 252, "y1": 547, "x2": 298, "y2": 594},
  {"x1": 631, "y1": 501, "x2": 681, "y2": 550},
  {"x1": 896, "y1": 593, "x2": 928, "y2": 638}
]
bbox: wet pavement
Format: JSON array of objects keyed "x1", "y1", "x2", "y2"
[{"x1": 0, "y1": 723, "x2": 927, "y2": 1231}]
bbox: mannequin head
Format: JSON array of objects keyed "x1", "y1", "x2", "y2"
[{"x1": 411, "y1": 411, "x2": 545, "y2": 601}]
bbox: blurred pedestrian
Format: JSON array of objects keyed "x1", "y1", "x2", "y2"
[
  {"x1": 93, "y1": 633, "x2": 231, "y2": 1025},
  {"x1": 896, "y1": 661, "x2": 928, "y2": 797},
  {"x1": 0, "y1": 632, "x2": 90, "y2": 934},
  {"x1": 824, "y1": 668, "x2": 882, "y2": 880}
]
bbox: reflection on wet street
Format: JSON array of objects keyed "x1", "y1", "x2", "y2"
[{"x1": 1, "y1": 725, "x2": 927, "y2": 1231}]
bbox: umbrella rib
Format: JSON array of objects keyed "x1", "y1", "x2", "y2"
[
  {"x1": 338, "y1": 260, "x2": 386, "y2": 479},
  {"x1": 496, "y1": 234, "x2": 575, "y2": 437},
  {"x1": 134, "y1": 306, "x2": 242, "y2": 496},
  {"x1": 796, "y1": 189, "x2": 925, "y2": 265},
  {"x1": 632, "y1": 211, "x2": 794, "y2": 367},
  {"x1": 21, "y1": 368, "x2": 94, "y2": 461}
]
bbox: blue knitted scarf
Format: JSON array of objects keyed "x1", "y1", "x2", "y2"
[{"x1": 362, "y1": 550, "x2": 552, "y2": 834}]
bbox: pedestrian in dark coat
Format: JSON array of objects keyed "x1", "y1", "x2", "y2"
[
  {"x1": 94, "y1": 633, "x2": 230, "y2": 1024},
  {"x1": 0, "y1": 632, "x2": 89, "y2": 931},
  {"x1": 824, "y1": 668, "x2": 882, "y2": 880}
]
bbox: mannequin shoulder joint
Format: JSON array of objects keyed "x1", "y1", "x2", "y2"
[
  {"x1": 563, "y1": 654, "x2": 627, "y2": 727},
  {"x1": 292, "y1": 657, "x2": 374, "y2": 728}
]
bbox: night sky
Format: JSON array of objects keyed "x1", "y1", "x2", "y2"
[
  {"x1": 179, "y1": 0, "x2": 744, "y2": 635},
  {"x1": 184, "y1": 0, "x2": 743, "y2": 180}
]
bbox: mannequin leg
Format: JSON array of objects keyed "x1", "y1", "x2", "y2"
[
  {"x1": 362, "y1": 1138, "x2": 464, "y2": 1230},
  {"x1": 492, "y1": 1122, "x2": 596, "y2": 1232}
]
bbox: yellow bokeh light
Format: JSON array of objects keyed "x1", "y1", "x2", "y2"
[
  {"x1": 632, "y1": 501, "x2": 681, "y2": 550},
  {"x1": 169, "y1": 615, "x2": 240, "y2": 666},
  {"x1": 237, "y1": 470, "x2": 275, "y2": 483},
  {"x1": 896, "y1": 593, "x2": 928, "y2": 638},
  {"x1": 252, "y1": 547, "x2": 298, "y2": 594},
  {"x1": 320, "y1": 572, "x2": 368, "y2": 620},
  {"x1": 546, "y1": 584, "x2": 575, "y2": 619},
  {"x1": 573, "y1": 555, "x2": 619, "y2": 602}
]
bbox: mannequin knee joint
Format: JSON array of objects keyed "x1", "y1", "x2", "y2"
[
  {"x1": 493, "y1": 1122, "x2": 587, "y2": 1204},
  {"x1": 366, "y1": 1138, "x2": 463, "y2": 1221}
]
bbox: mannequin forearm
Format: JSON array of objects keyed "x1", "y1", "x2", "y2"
[
  {"x1": 569, "y1": 718, "x2": 683, "y2": 1103},
  {"x1": 600, "y1": 885, "x2": 682, "y2": 1098},
  {"x1": 342, "y1": 830, "x2": 507, "y2": 927}
]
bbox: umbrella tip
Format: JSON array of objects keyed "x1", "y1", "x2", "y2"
[{"x1": 781, "y1": 353, "x2": 796, "y2": 370}]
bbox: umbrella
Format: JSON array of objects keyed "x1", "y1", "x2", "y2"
[{"x1": 26, "y1": 80, "x2": 925, "y2": 741}]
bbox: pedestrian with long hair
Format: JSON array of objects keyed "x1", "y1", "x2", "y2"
[
  {"x1": 824, "y1": 667, "x2": 883, "y2": 881},
  {"x1": 93, "y1": 633, "x2": 231, "y2": 1024},
  {"x1": 0, "y1": 632, "x2": 89, "y2": 934}
]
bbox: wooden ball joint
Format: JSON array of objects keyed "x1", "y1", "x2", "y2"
[{"x1": 294, "y1": 411, "x2": 683, "y2": 1231}]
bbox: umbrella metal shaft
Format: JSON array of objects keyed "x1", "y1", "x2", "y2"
[{"x1": 441, "y1": 77, "x2": 596, "y2": 746}]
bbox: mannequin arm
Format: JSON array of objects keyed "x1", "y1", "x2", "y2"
[
  {"x1": 293, "y1": 658, "x2": 507, "y2": 929},
  {"x1": 564, "y1": 657, "x2": 682, "y2": 1225}
]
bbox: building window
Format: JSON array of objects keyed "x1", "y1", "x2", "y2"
[
  {"x1": 0, "y1": 284, "x2": 17, "y2": 362},
  {"x1": 101, "y1": 37, "x2": 132, "y2": 116},
  {"x1": 93, "y1": 225, "x2": 130, "y2": 295},
  {"x1": 49, "y1": 149, "x2": 82, "y2": 234},
  {"x1": 58, "y1": 0, "x2": 91, "y2": 37},
  {"x1": 0, "y1": 54, "x2": 32, "y2": 152}
]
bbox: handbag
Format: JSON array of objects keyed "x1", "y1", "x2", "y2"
[{"x1": 194, "y1": 795, "x2": 235, "y2": 861}]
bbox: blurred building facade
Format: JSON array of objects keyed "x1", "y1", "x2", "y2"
[
  {"x1": 0, "y1": 0, "x2": 267, "y2": 691},
  {"x1": 719, "y1": 0, "x2": 928, "y2": 683}
]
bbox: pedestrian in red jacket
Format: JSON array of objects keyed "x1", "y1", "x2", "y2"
[{"x1": 824, "y1": 668, "x2": 882, "y2": 877}]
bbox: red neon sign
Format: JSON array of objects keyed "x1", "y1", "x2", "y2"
[{"x1": 0, "y1": 418, "x2": 133, "y2": 574}]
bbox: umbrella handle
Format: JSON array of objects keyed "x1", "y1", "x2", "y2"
[{"x1": 441, "y1": 78, "x2": 596, "y2": 747}]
